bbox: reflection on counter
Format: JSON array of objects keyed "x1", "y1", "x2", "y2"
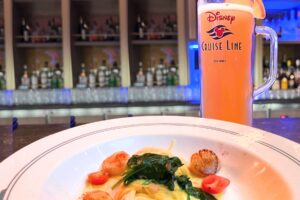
[{"x1": 0, "y1": 87, "x2": 300, "y2": 106}]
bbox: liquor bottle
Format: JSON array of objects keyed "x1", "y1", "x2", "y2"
[
  {"x1": 108, "y1": 70, "x2": 116, "y2": 87},
  {"x1": 30, "y1": 70, "x2": 38, "y2": 89},
  {"x1": 46, "y1": 62, "x2": 53, "y2": 88},
  {"x1": 277, "y1": 26, "x2": 283, "y2": 38},
  {"x1": 172, "y1": 67, "x2": 179, "y2": 86},
  {"x1": 295, "y1": 59, "x2": 300, "y2": 88},
  {"x1": 21, "y1": 18, "x2": 30, "y2": 42},
  {"x1": 287, "y1": 59, "x2": 294, "y2": 73},
  {"x1": 21, "y1": 65, "x2": 30, "y2": 89},
  {"x1": 0, "y1": 65, "x2": 6, "y2": 90},
  {"x1": 172, "y1": 18, "x2": 177, "y2": 39},
  {"x1": 164, "y1": 16, "x2": 173, "y2": 39},
  {"x1": 289, "y1": 69, "x2": 296, "y2": 89},
  {"x1": 79, "y1": 17, "x2": 88, "y2": 41},
  {"x1": 98, "y1": 68, "x2": 106, "y2": 88},
  {"x1": 51, "y1": 63, "x2": 63, "y2": 89},
  {"x1": 135, "y1": 62, "x2": 145, "y2": 87},
  {"x1": 51, "y1": 18, "x2": 59, "y2": 42},
  {"x1": 287, "y1": 59, "x2": 296, "y2": 89},
  {"x1": 107, "y1": 17, "x2": 116, "y2": 41},
  {"x1": 55, "y1": 19, "x2": 62, "y2": 42},
  {"x1": 114, "y1": 19, "x2": 120, "y2": 41},
  {"x1": 51, "y1": 74, "x2": 58, "y2": 89},
  {"x1": 112, "y1": 61, "x2": 121, "y2": 87},
  {"x1": 282, "y1": 14, "x2": 290, "y2": 38},
  {"x1": 40, "y1": 62, "x2": 49, "y2": 89},
  {"x1": 271, "y1": 73, "x2": 280, "y2": 90},
  {"x1": 161, "y1": 18, "x2": 166, "y2": 39},
  {"x1": 297, "y1": 10, "x2": 300, "y2": 39},
  {"x1": 166, "y1": 68, "x2": 173, "y2": 86},
  {"x1": 280, "y1": 69, "x2": 289, "y2": 90},
  {"x1": 78, "y1": 63, "x2": 88, "y2": 88},
  {"x1": 46, "y1": 19, "x2": 57, "y2": 43},
  {"x1": 98, "y1": 60, "x2": 107, "y2": 87},
  {"x1": 158, "y1": 58, "x2": 168, "y2": 86},
  {"x1": 155, "y1": 59, "x2": 164, "y2": 86},
  {"x1": 278, "y1": 55, "x2": 288, "y2": 90},
  {"x1": 287, "y1": 9, "x2": 297, "y2": 38},
  {"x1": 147, "y1": 19, "x2": 157, "y2": 40},
  {"x1": 272, "y1": 16, "x2": 282, "y2": 38},
  {"x1": 136, "y1": 15, "x2": 146, "y2": 39},
  {"x1": 167, "y1": 60, "x2": 179, "y2": 86},
  {"x1": 281, "y1": 55, "x2": 288, "y2": 70},
  {"x1": 46, "y1": 20, "x2": 52, "y2": 42},
  {"x1": 88, "y1": 69, "x2": 96, "y2": 88},
  {"x1": 105, "y1": 63, "x2": 112, "y2": 87},
  {"x1": 57, "y1": 63, "x2": 64, "y2": 88},
  {"x1": 146, "y1": 67, "x2": 154, "y2": 87},
  {"x1": 32, "y1": 22, "x2": 43, "y2": 43},
  {"x1": 103, "y1": 19, "x2": 109, "y2": 41},
  {"x1": 89, "y1": 21, "x2": 98, "y2": 42}
]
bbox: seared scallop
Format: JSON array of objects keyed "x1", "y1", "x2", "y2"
[{"x1": 189, "y1": 149, "x2": 219, "y2": 177}]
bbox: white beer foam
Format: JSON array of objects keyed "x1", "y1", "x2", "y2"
[{"x1": 198, "y1": 3, "x2": 254, "y2": 15}]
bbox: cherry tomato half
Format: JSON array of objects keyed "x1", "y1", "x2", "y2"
[
  {"x1": 88, "y1": 171, "x2": 109, "y2": 185},
  {"x1": 201, "y1": 175, "x2": 230, "y2": 194}
]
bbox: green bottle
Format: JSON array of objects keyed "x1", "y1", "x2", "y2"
[
  {"x1": 0, "y1": 78, "x2": 4, "y2": 90},
  {"x1": 0, "y1": 65, "x2": 5, "y2": 90},
  {"x1": 111, "y1": 61, "x2": 121, "y2": 87},
  {"x1": 53, "y1": 63, "x2": 63, "y2": 88},
  {"x1": 166, "y1": 70, "x2": 173, "y2": 86},
  {"x1": 109, "y1": 72, "x2": 116, "y2": 87},
  {"x1": 169, "y1": 60, "x2": 179, "y2": 86}
]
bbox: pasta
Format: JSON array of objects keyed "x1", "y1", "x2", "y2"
[{"x1": 80, "y1": 147, "x2": 227, "y2": 200}]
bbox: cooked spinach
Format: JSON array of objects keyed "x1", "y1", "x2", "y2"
[
  {"x1": 113, "y1": 153, "x2": 217, "y2": 200},
  {"x1": 176, "y1": 175, "x2": 217, "y2": 200},
  {"x1": 113, "y1": 153, "x2": 183, "y2": 190}
]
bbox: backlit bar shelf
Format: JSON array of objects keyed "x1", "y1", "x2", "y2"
[{"x1": 0, "y1": 87, "x2": 299, "y2": 106}]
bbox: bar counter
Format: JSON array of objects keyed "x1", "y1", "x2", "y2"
[{"x1": 1, "y1": 118, "x2": 299, "y2": 162}]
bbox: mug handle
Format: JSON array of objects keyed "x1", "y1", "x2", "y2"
[{"x1": 254, "y1": 26, "x2": 278, "y2": 97}]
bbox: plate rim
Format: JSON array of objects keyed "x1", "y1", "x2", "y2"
[{"x1": 0, "y1": 116, "x2": 299, "y2": 199}]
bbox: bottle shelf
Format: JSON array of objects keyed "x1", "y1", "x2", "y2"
[
  {"x1": 74, "y1": 41, "x2": 119, "y2": 47},
  {"x1": 131, "y1": 39, "x2": 177, "y2": 45},
  {"x1": 72, "y1": 34, "x2": 120, "y2": 42},
  {"x1": 16, "y1": 42, "x2": 62, "y2": 48},
  {"x1": 264, "y1": 40, "x2": 300, "y2": 45},
  {"x1": 14, "y1": 0, "x2": 58, "y2": 2},
  {"x1": 131, "y1": 32, "x2": 177, "y2": 40}
]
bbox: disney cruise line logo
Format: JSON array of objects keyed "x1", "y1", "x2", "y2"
[{"x1": 207, "y1": 25, "x2": 233, "y2": 40}]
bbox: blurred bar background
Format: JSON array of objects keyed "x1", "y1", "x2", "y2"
[{"x1": 0, "y1": 0, "x2": 300, "y2": 125}]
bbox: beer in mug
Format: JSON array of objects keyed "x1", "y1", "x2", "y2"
[{"x1": 198, "y1": 0, "x2": 278, "y2": 125}]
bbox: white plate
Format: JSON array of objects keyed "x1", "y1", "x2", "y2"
[{"x1": 0, "y1": 116, "x2": 299, "y2": 200}]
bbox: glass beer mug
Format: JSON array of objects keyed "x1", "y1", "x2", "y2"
[{"x1": 198, "y1": 0, "x2": 277, "y2": 125}]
